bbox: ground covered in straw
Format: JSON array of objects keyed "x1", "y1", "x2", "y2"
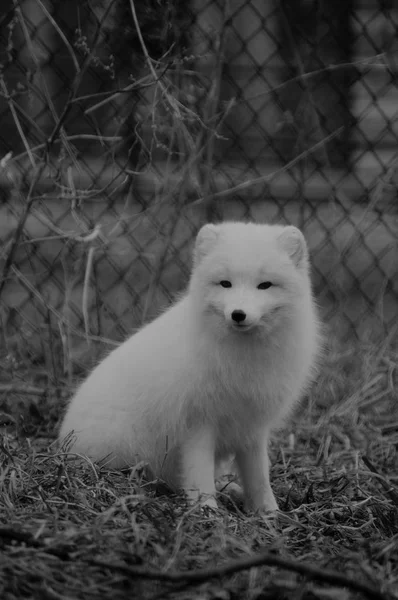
[{"x1": 1, "y1": 335, "x2": 397, "y2": 600}]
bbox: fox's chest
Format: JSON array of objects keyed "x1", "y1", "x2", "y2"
[{"x1": 201, "y1": 361, "x2": 286, "y2": 418}]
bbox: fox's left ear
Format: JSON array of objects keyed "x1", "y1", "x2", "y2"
[{"x1": 278, "y1": 226, "x2": 308, "y2": 269}]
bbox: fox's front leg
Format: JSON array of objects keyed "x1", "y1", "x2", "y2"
[
  {"x1": 180, "y1": 425, "x2": 217, "y2": 509},
  {"x1": 235, "y1": 434, "x2": 278, "y2": 513}
]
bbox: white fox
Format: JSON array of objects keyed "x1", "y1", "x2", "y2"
[{"x1": 59, "y1": 221, "x2": 321, "y2": 512}]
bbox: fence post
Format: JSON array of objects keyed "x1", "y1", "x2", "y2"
[
  {"x1": 190, "y1": 0, "x2": 227, "y2": 221},
  {"x1": 15, "y1": 0, "x2": 57, "y2": 145},
  {"x1": 221, "y1": 0, "x2": 285, "y2": 166},
  {"x1": 278, "y1": 0, "x2": 354, "y2": 167}
]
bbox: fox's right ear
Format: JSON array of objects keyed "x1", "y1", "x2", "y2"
[{"x1": 193, "y1": 224, "x2": 220, "y2": 266}]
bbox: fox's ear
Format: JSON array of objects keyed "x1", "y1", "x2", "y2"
[
  {"x1": 193, "y1": 224, "x2": 220, "y2": 266},
  {"x1": 278, "y1": 226, "x2": 308, "y2": 269}
]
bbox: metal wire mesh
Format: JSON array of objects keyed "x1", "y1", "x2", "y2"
[{"x1": 0, "y1": 0, "x2": 397, "y2": 373}]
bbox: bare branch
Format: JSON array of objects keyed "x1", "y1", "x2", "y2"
[
  {"x1": 191, "y1": 126, "x2": 344, "y2": 206},
  {"x1": 0, "y1": 384, "x2": 70, "y2": 398},
  {"x1": 90, "y1": 552, "x2": 388, "y2": 600}
]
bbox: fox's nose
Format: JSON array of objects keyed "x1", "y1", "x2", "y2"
[{"x1": 231, "y1": 309, "x2": 246, "y2": 323}]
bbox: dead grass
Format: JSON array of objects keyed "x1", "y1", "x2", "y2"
[
  {"x1": 1, "y1": 2, "x2": 397, "y2": 597},
  {"x1": 0, "y1": 333, "x2": 397, "y2": 600}
]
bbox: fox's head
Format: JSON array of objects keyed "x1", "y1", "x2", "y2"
[{"x1": 189, "y1": 221, "x2": 312, "y2": 339}]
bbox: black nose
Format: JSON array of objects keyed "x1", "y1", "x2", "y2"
[{"x1": 231, "y1": 310, "x2": 246, "y2": 323}]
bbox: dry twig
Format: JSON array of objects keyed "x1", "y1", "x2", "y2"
[{"x1": 90, "y1": 552, "x2": 388, "y2": 600}]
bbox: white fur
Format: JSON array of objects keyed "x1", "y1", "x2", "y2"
[{"x1": 59, "y1": 221, "x2": 321, "y2": 512}]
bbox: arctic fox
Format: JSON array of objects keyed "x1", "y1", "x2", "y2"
[{"x1": 59, "y1": 221, "x2": 320, "y2": 512}]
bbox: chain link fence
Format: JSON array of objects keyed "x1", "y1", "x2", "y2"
[{"x1": 0, "y1": 0, "x2": 398, "y2": 376}]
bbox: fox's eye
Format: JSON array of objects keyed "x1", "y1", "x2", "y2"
[
  {"x1": 219, "y1": 280, "x2": 232, "y2": 288},
  {"x1": 257, "y1": 282, "x2": 273, "y2": 290}
]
